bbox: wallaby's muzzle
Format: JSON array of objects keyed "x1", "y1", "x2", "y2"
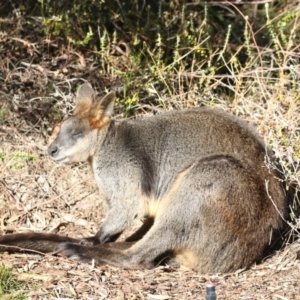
[
  {"x1": 47, "y1": 144, "x2": 58, "y2": 157},
  {"x1": 47, "y1": 142, "x2": 69, "y2": 163}
]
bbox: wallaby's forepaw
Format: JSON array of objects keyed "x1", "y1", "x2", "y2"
[
  {"x1": 58, "y1": 243, "x2": 94, "y2": 264},
  {"x1": 79, "y1": 236, "x2": 99, "y2": 246}
]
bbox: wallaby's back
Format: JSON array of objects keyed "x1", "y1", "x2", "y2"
[{"x1": 105, "y1": 108, "x2": 271, "y2": 198}]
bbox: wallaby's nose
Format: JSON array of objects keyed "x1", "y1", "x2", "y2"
[{"x1": 47, "y1": 144, "x2": 58, "y2": 157}]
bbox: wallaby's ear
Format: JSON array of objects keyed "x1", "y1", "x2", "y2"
[
  {"x1": 87, "y1": 91, "x2": 116, "y2": 128},
  {"x1": 99, "y1": 91, "x2": 116, "y2": 118},
  {"x1": 74, "y1": 83, "x2": 95, "y2": 115},
  {"x1": 73, "y1": 83, "x2": 115, "y2": 128}
]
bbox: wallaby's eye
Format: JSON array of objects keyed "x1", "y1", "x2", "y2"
[{"x1": 72, "y1": 132, "x2": 83, "y2": 140}]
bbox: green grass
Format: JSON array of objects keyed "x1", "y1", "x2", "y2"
[
  {"x1": 0, "y1": 109, "x2": 10, "y2": 120},
  {"x1": 0, "y1": 265, "x2": 27, "y2": 300},
  {"x1": 0, "y1": 152, "x2": 36, "y2": 170}
]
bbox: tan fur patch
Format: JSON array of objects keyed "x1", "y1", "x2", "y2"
[
  {"x1": 174, "y1": 248, "x2": 198, "y2": 269},
  {"x1": 48, "y1": 122, "x2": 62, "y2": 146},
  {"x1": 165, "y1": 166, "x2": 191, "y2": 199},
  {"x1": 155, "y1": 164, "x2": 194, "y2": 217},
  {"x1": 143, "y1": 165, "x2": 193, "y2": 218},
  {"x1": 143, "y1": 196, "x2": 161, "y2": 217},
  {"x1": 89, "y1": 115, "x2": 110, "y2": 129},
  {"x1": 75, "y1": 102, "x2": 110, "y2": 129}
]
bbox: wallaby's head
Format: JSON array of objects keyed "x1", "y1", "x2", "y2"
[{"x1": 48, "y1": 83, "x2": 115, "y2": 163}]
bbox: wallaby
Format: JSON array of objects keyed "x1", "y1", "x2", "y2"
[{"x1": 0, "y1": 83, "x2": 287, "y2": 273}]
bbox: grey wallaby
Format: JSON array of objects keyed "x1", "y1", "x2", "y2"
[{"x1": 0, "y1": 83, "x2": 287, "y2": 273}]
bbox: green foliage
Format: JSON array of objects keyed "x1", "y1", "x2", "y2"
[
  {"x1": 0, "y1": 152, "x2": 36, "y2": 170},
  {"x1": 0, "y1": 265, "x2": 27, "y2": 300},
  {"x1": 0, "y1": 109, "x2": 10, "y2": 120},
  {"x1": 30, "y1": 1, "x2": 298, "y2": 98},
  {"x1": 7, "y1": 1, "x2": 296, "y2": 106},
  {"x1": 49, "y1": 104, "x2": 62, "y2": 122}
]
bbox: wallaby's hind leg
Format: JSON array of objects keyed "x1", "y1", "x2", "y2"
[
  {"x1": 59, "y1": 222, "x2": 178, "y2": 269},
  {"x1": 163, "y1": 154, "x2": 282, "y2": 273}
]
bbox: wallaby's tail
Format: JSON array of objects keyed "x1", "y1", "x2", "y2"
[{"x1": 0, "y1": 233, "x2": 80, "y2": 254}]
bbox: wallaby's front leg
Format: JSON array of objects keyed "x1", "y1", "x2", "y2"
[
  {"x1": 78, "y1": 205, "x2": 128, "y2": 245},
  {"x1": 83, "y1": 216, "x2": 155, "y2": 247},
  {"x1": 81, "y1": 210, "x2": 132, "y2": 246},
  {"x1": 82, "y1": 192, "x2": 145, "y2": 245},
  {"x1": 81, "y1": 230, "x2": 122, "y2": 246}
]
